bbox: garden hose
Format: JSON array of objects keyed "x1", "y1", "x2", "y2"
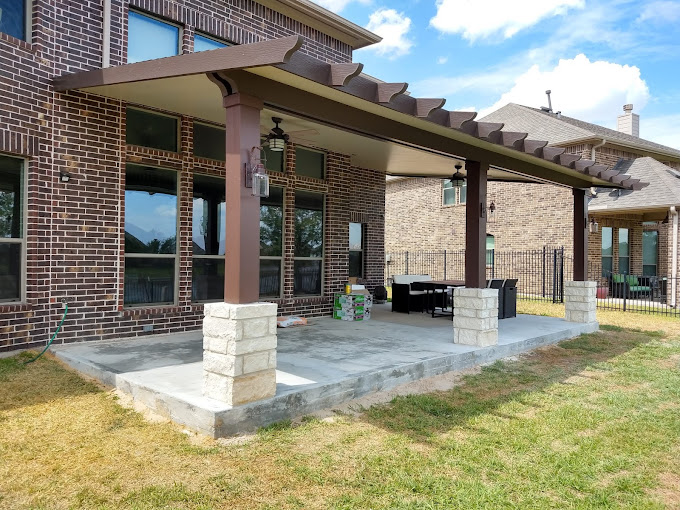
[{"x1": 24, "y1": 302, "x2": 69, "y2": 365}]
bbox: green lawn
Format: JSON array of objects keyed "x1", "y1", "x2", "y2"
[{"x1": 1, "y1": 313, "x2": 680, "y2": 509}]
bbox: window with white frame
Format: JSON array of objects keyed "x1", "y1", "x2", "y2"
[
  {"x1": 294, "y1": 190, "x2": 324, "y2": 296},
  {"x1": 260, "y1": 187, "x2": 284, "y2": 298},
  {"x1": 442, "y1": 180, "x2": 466, "y2": 205},
  {"x1": 601, "y1": 227, "x2": 613, "y2": 277},
  {"x1": 618, "y1": 228, "x2": 630, "y2": 274},
  {"x1": 192, "y1": 174, "x2": 225, "y2": 302},
  {"x1": 124, "y1": 164, "x2": 177, "y2": 306},
  {"x1": 0, "y1": 0, "x2": 30, "y2": 41},
  {"x1": 349, "y1": 222, "x2": 364, "y2": 279},
  {"x1": 642, "y1": 230, "x2": 658, "y2": 276},
  {"x1": 194, "y1": 32, "x2": 229, "y2": 52},
  {"x1": 127, "y1": 10, "x2": 180, "y2": 64},
  {"x1": 0, "y1": 155, "x2": 24, "y2": 302}
]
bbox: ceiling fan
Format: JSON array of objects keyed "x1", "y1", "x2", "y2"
[{"x1": 261, "y1": 117, "x2": 319, "y2": 148}]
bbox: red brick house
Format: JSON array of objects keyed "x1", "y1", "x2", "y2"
[
  {"x1": 386, "y1": 103, "x2": 680, "y2": 301},
  {"x1": 1, "y1": 0, "x2": 642, "y2": 354}
]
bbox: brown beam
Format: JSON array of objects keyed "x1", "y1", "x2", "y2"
[
  {"x1": 573, "y1": 188, "x2": 588, "y2": 281},
  {"x1": 465, "y1": 161, "x2": 488, "y2": 288},
  {"x1": 223, "y1": 93, "x2": 264, "y2": 303}
]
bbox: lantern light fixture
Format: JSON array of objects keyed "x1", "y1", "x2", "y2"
[
  {"x1": 263, "y1": 117, "x2": 289, "y2": 152},
  {"x1": 488, "y1": 201, "x2": 496, "y2": 223},
  {"x1": 589, "y1": 217, "x2": 599, "y2": 234}
]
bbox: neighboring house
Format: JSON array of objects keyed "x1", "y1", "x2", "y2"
[{"x1": 386, "y1": 103, "x2": 680, "y2": 301}]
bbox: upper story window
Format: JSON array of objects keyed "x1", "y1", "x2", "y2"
[
  {"x1": 295, "y1": 147, "x2": 325, "y2": 179},
  {"x1": 442, "y1": 180, "x2": 466, "y2": 205},
  {"x1": 0, "y1": 0, "x2": 29, "y2": 41},
  {"x1": 0, "y1": 154, "x2": 24, "y2": 303},
  {"x1": 127, "y1": 10, "x2": 180, "y2": 64},
  {"x1": 126, "y1": 107, "x2": 179, "y2": 152},
  {"x1": 194, "y1": 122, "x2": 225, "y2": 161},
  {"x1": 194, "y1": 33, "x2": 229, "y2": 52}
]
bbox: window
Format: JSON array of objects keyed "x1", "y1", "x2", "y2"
[
  {"x1": 442, "y1": 180, "x2": 456, "y2": 205},
  {"x1": 602, "y1": 227, "x2": 613, "y2": 277},
  {"x1": 295, "y1": 147, "x2": 325, "y2": 179},
  {"x1": 126, "y1": 107, "x2": 179, "y2": 152},
  {"x1": 294, "y1": 191, "x2": 324, "y2": 296},
  {"x1": 194, "y1": 33, "x2": 229, "y2": 52},
  {"x1": 124, "y1": 165, "x2": 177, "y2": 306},
  {"x1": 486, "y1": 234, "x2": 495, "y2": 268},
  {"x1": 260, "y1": 187, "x2": 284, "y2": 298},
  {"x1": 262, "y1": 143, "x2": 284, "y2": 173},
  {"x1": 0, "y1": 0, "x2": 29, "y2": 41},
  {"x1": 127, "y1": 10, "x2": 180, "y2": 63},
  {"x1": 194, "y1": 122, "x2": 225, "y2": 161},
  {"x1": 349, "y1": 223, "x2": 364, "y2": 278},
  {"x1": 0, "y1": 155, "x2": 24, "y2": 302},
  {"x1": 642, "y1": 230, "x2": 658, "y2": 276},
  {"x1": 618, "y1": 228, "x2": 629, "y2": 274},
  {"x1": 442, "y1": 180, "x2": 466, "y2": 205},
  {"x1": 192, "y1": 174, "x2": 225, "y2": 302}
]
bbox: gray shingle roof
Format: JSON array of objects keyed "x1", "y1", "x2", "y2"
[
  {"x1": 589, "y1": 157, "x2": 680, "y2": 211},
  {"x1": 481, "y1": 103, "x2": 680, "y2": 159}
]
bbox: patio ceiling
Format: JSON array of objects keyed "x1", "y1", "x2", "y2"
[{"x1": 54, "y1": 36, "x2": 646, "y2": 190}]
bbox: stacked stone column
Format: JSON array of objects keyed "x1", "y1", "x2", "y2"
[
  {"x1": 202, "y1": 302, "x2": 278, "y2": 406},
  {"x1": 564, "y1": 281, "x2": 597, "y2": 323},
  {"x1": 453, "y1": 288, "x2": 498, "y2": 346}
]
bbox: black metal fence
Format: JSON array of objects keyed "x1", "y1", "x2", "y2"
[{"x1": 385, "y1": 247, "x2": 680, "y2": 317}]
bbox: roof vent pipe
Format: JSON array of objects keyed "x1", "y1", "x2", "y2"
[{"x1": 545, "y1": 90, "x2": 553, "y2": 113}]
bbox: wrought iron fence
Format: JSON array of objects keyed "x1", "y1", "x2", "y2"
[{"x1": 385, "y1": 247, "x2": 680, "y2": 317}]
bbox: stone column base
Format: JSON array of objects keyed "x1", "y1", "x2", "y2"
[
  {"x1": 202, "y1": 302, "x2": 278, "y2": 406},
  {"x1": 453, "y1": 288, "x2": 498, "y2": 346},
  {"x1": 564, "y1": 281, "x2": 597, "y2": 323}
]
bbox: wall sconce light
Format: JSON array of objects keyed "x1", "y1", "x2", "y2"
[
  {"x1": 59, "y1": 171, "x2": 71, "y2": 183},
  {"x1": 245, "y1": 147, "x2": 270, "y2": 198},
  {"x1": 589, "y1": 217, "x2": 599, "y2": 233},
  {"x1": 488, "y1": 201, "x2": 496, "y2": 223},
  {"x1": 263, "y1": 117, "x2": 289, "y2": 152},
  {"x1": 450, "y1": 163, "x2": 466, "y2": 188}
]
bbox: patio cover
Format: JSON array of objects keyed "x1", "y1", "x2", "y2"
[{"x1": 54, "y1": 36, "x2": 645, "y2": 191}]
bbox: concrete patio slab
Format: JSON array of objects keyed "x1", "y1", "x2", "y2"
[{"x1": 52, "y1": 305, "x2": 598, "y2": 437}]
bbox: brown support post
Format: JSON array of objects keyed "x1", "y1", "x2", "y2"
[
  {"x1": 223, "y1": 93, "x2": 264, "y2": 303},
  {"x1": 573, "y1": 188, "x2": 588, "y2": 281},
  {"x1": 465, "y1": 160, "x2": 489, "y2": 288}
]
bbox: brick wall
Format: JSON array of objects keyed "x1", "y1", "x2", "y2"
[{"x1": 0, "y1": 0, "x2": 380, "y2": 352}]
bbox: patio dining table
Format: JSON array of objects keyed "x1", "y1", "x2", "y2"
[{"x1": 410, "y1": 279, "x2": 465, "y2": 318}]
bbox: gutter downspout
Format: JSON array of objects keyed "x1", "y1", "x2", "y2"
[
  {"x1": 102, "y1": 0, "x2": 111, "y2": 68},
  {"x1": 591, "y1": 138, "x2": 606, "y2": 162},
  {"x1": 672, "y1": 206, "x2": 678, "y2": 307}
]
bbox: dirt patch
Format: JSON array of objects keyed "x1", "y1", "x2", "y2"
[{"x1": 653, "y1": 472, "x2": 680, "y2": 508}]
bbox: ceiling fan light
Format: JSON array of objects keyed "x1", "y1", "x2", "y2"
[{"x1": 268, "y1": 137, "x2": 285, "y2": 152}]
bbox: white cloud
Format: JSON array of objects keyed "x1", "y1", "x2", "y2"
[
  {"x1": 359, "y1": 9, "x2": 413, "y2": 59},
  {"x1": 637, "y1": 1, "x2": 680, "y2": 23},
  {"x1": 641, "y1": 114, "x2": 680, "y2": 150},
  {"x1": 312, "y1": 0, "x2": 370, "y2": 13},
  {"x1": 430, "y1": 0, "x2": 585, "y2": 41},
  {"x1": 437, "y1": 56, "x2": 448, "y2": 65},
  {"x1": 478, "y1": 54, "x2": 650, "y2": 125}
]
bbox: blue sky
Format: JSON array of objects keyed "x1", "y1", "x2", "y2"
[{"x1": 312, "y1": 0, "x2": 680, "y2": 149}]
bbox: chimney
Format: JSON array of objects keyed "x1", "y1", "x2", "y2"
[{"x1": 617, "y1": 104, "x2": 639, "y2": 137}]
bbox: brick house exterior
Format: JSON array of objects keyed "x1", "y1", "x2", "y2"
[
  {"x1": 0, "y1": 0, "x2": 385, "y2": 352},
  {"x1": 386, "y1": 104, "x2": 680, "y2": 290}
]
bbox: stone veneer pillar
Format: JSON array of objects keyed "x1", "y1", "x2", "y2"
[
  {"x1": 453, "y1": 287, "x2": 498, "y2": 346},
  {"x1": 202, "y1": 302, "x2": 278, "y2": 405},
  {"x1": 564, "y1": 281, "x2": 597, "y2": 323}
]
